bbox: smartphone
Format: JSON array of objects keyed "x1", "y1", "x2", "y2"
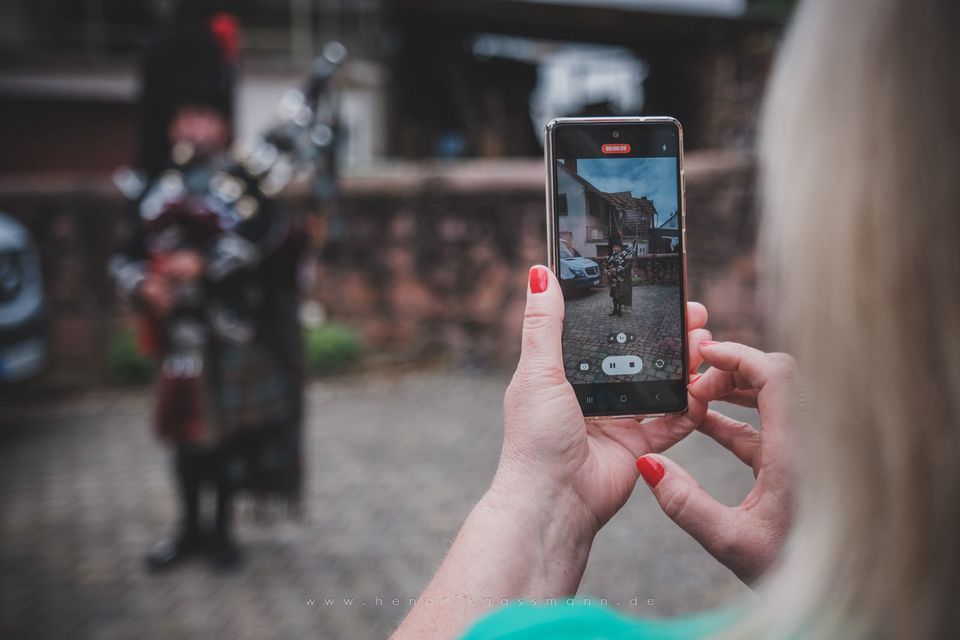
[{"x1": 545, "y1": 117, "x2": 689, "y2": 418}]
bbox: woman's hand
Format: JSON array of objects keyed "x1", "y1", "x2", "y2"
[
  {"x1": 492, "y1": 265, "x2": 713, "y2": 541},
  {"x1": 636, "y1": 341, "x2": 797, "y2": 584},
  {"x1": 392, "y1": 266, "x2": 713, "y2": 639}
]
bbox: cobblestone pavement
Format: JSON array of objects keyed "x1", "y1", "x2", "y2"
[
  {"x1": 563, "y1": 285, "x2": 684, "y2": 384},
  {"x1": 0, "y1": 372, "x2": 753, "y2": 639}
]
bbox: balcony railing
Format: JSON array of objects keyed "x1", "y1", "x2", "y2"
[{"x1": 585, "y1": 226, "x2": 651, "y2": 243}]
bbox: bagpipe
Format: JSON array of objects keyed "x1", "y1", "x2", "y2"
[{"x1": 602, "y1": 248, "x2": 632, "y2": 280}]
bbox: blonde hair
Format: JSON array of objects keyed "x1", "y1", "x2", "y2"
[{"x1": 728, "y1": 0, "x2": 960, "y2": 637}]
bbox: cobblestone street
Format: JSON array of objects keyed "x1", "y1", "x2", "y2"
[
  {"x1": 563, "y1": 285, "x2": 684, "y2": 384},
  {"x1": 0, "y1": 372, "x2": 753, "y2": 640}
]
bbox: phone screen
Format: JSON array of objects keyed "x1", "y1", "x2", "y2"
[{"x1": 550, "y1": 120, "x2": 687, "y2": 416}]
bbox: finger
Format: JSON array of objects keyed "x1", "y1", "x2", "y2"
[
  {"x1": 698, "y1": 342, "x2": 796, "y2": 394},
  {"x1": 515, "y1": 265, "x2": 566, "y2": 386},
  {"x1": 719, "y1": 388, "x2": 760, "y2": 408},
  {"x1": 687, "y1": 328, "x2": 713, "y2": 374},
  {"x1": 636, "y1": 454, "x2": 739, "y2": 559},
  {"x1": 689, "y1": 367, "x2": 758, "y2": 408},
  {"x1": 699, "y1": 343, "x2": 797, "y2": 473},
  {"x1": 697, "y1": 410, "x2": 760, "y2": 470},
  {"x1": 686, "y1": 301, "x2": 708, "y2": 332}
]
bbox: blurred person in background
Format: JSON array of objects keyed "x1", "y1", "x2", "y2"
[
  {"x1": 394, "y1": 0, "x2": 960, "y2": 637},
  {"x1": 111, "y1": 5, "x2": 307, "y2": 572}
]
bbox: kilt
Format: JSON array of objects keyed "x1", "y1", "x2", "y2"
[{"x1": 152, "y1": 292, "x2": 305, "y2": 501}]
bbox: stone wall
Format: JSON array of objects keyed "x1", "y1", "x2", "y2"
[
  {"x1": 682, "y1": 152, "x2": 762, "y2": 346},
  {"x1": 0, "y1": 153, "x2": 760, "y2": 385},
  {"x1": 0, "y1": 178, "x2": 127, "y2": 383},
  {"x1": 632, "y1": 254, "x2": 681, "y2": 286}
]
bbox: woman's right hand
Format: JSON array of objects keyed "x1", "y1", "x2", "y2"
[{"x1": 636, "y1": 341, "x2": 797, "y2": 584}]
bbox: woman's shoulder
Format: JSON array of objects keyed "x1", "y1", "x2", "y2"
[{"x1": 461, "y1": 601, "x2": 737, "y2": 640}]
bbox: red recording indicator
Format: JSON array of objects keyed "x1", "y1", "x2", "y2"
[{"x1": 601, "y1": 143, "x2": 631, "y2": 154}]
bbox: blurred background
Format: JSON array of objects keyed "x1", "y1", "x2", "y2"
[{"x1": 0, "y1": 0, "x2": 793, "y2": 638}]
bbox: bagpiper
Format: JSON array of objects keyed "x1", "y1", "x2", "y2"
[
  {"x1": 603, "y1": 239, "x2": 633, "y2": 317},
  {"x1": 111, "y1": 8, "x2": 308, "y2": 571}
]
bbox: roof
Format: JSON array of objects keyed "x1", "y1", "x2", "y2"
[
  {"x1": 557, "y1": 161, "x2": 659, "y2": 218},
  {"x1": 603, "y1": 191, "x2": 657, "y2": 218}
]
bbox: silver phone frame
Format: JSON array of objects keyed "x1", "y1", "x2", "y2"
[{"x1": 544, "y1": 116, "x2": 690, "y2": 420}]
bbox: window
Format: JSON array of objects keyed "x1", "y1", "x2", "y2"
[
  {"x1": 587, "y1": 193, "x2": 600, "y2": 217},
  {"x1": 557, "y1": 193, "x2": 568, "y2": 214}
]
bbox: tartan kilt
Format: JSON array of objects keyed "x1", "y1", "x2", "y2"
[
  {"x1": 619, "y1": 279, "x2": 633, "y2": 307},
  {"x1": 207, "y1": 329, "x2": 304, "y2": 500},
  {"x1": 212, "y1": 340, "x2": 298, "y2": 436},
  {"x1": 152, "y1": 323, "x2": 305, "y2": 501}
]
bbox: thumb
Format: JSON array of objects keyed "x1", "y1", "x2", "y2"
[
  {"x1": 516, "y1": 265, "x2": 565, "y2": 384},
  {"x1": 636, "y1": 454, "x2": 737, "y2": 559}
]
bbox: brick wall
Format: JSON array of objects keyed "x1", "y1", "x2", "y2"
[{"x1": 0, "y1": 153, "x2": 760, "y2": 385}]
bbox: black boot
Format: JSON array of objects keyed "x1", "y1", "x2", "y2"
[
  {"x1": 145, "y1": 526, "x2": 207, "y2": 572},
  {"x1": 146, "y1": 449, "x2": 207, "y2": 572},
  {"x1": 209, "y1": 532, "x2": 242, "y2": 571},
  {"x1": 209, "y1": 482, "x2": 242, "y2": 571}
]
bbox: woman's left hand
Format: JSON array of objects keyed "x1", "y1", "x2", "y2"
[{"x1": 492, "y1": 265, "x2": 712, "y2": 539}]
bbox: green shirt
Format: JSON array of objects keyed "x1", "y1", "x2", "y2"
[{"x1": 462, "y1": 603, "x2": 736, "y2": 640}]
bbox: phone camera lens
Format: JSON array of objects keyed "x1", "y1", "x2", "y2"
[{"x1": 612, "y1": 130, "x2": 620, "y2": 138}]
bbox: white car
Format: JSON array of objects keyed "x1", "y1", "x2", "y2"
[
  {"x1": 0, "y1": 212, "x2": 47, "y2": 382},
  {"x1": 558, "y1": 242, "x2": 600, "y2": 294}
]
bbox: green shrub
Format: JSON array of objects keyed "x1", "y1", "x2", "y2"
[
  {"x1": 305, "y1": 324, "x2": 363, "y2": 377},
  {"x1": 105, "y1": 324, "x2": 155, "y2": 385}
]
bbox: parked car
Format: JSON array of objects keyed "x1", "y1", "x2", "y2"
[
  {"x1": 558, "y1": 240, "x2": 600, "y2": 295},
  {"x1": 0, "y1": 212, "x2": 47, "y2": 382}
]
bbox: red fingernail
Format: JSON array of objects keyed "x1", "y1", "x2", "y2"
[
  {"x1": 529, "y1": 266, "x2": 549, "y2": 294},
  {"x1": 636, "y1": 456, "x2": 665, "y2": 488},
  {"x1": 688, "y1": 373, "x2": 702, "y2": 386},
  {"x1": 700, "y1": 340, "x2": 719, "y2": 347}
]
